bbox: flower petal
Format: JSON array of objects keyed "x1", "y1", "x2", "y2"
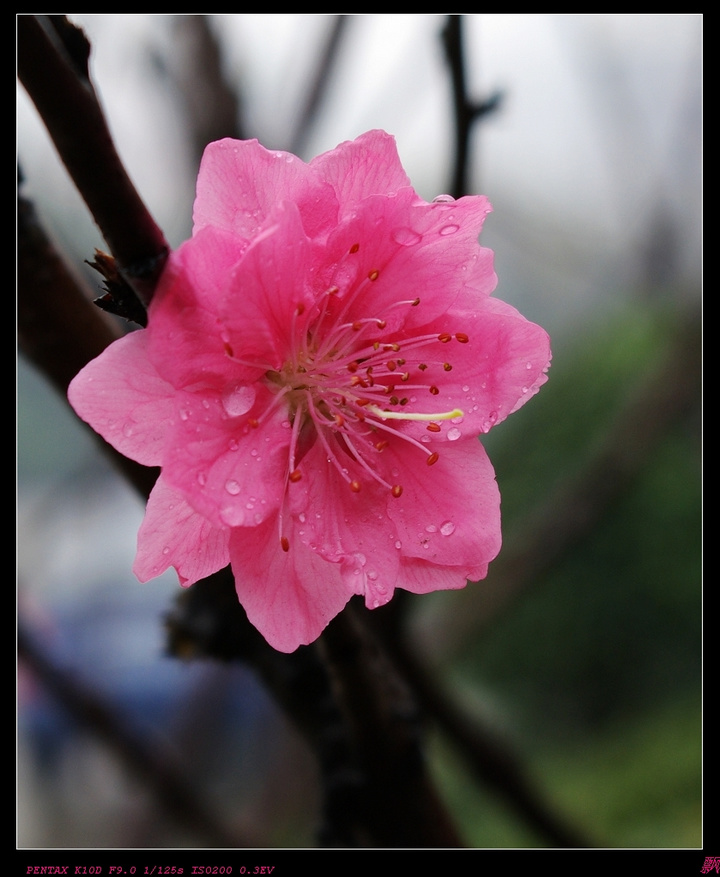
[
  {"x1": 229, "y1": 515, "x2": 352, "y2": 653},
  {"x1": 67, "y1": 330, "x2": 175, "y2": 467},
  {"x1": 160, "y1": 385, "x2": 290, "y2": 529},
  {"x1": 148, "y1": 226, "x2": 258, "y2": 390},
  {"x1": 134, "y1": 474, "x2": 230, "y2": 586},
  {"x1": 193, "y1": 138, "x2": 338, "y2": 240},
  {"x1": 384, "y1": 438, "x2": 501, "y2": 572},
  {"x1": 310, "y1": 129, "x2": 411, "y2": 208},
  {"x1": 288, "y1": 441, "x2": 402, "y2": 610}
]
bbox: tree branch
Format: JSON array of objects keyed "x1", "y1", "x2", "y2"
[{"x1": 17, "y1": 14, "x2": 168, "y2": 309}]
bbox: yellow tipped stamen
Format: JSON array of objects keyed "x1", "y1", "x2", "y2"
[{"x1": 366, "y1": 405, "x2": 463, "y2": 423}]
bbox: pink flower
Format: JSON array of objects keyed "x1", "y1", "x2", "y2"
[{"x1": 68, "y1": 130, "x2": 550, "y2": 653}]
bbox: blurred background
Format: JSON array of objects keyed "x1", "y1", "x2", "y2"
[{"x1": 17, "y1": 14, "x2": 701, "y2": 848}]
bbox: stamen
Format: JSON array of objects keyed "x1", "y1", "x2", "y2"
[{"x1": 366, "y1": 405, "x2": 463, "y2": 423}]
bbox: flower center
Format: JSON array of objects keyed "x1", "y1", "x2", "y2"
[{"x1": 227, "y1": 246, "x2": 469, "y2": 550}]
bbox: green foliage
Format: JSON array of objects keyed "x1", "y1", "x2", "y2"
[{"x1": 434, "y1": 302, "x2": 701, "y2": 847}]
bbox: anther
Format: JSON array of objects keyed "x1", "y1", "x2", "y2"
[
  {"x1": 368, "y1": 270, "x2": 379, "y2": 281},
  {"x1": 411, "y1": 298, "x2": 420, "y2": 306},
  {"x1": 438, "y1": 333, "x2": 452, "y2": 343},
  {"x1": 281, "y1": 536, "x2": 290, "y2": 552},
  {"x1": 391, "y1": 485, "x2": 403, "y2": 498},
  {"x1": 443, "y1": 363, "x2": 453, "y2": 371},
  {"x1": 349, "y1": 243, "x2": 360, "y2": 254},
  {"x1": 426, "y1": 422, "x2": 441, "y2": 432},
  {"x1": 426, "y1": 452, "x2": 439, "y2": 466},
  {"x1": 289, "y1": 469, "x2": 302, "y2": 482},
  {"x1": 296, "y1": 303, "x2": 305, "y2": 315},
  {"x1": 429, "y1": 386, "x2": 440, "y2": 395},
  {"x1": 350, "y1": 480, "x2": 361, "y2": 492},
  {"x1": 376, "y1": 319, "x2": 387, "y2": 329},
  {"x1": 248, "y1": 418, "x2": 259, "y2": 428},
  {"x1": 455, "y1": 333, "x2": 469, "y2": 343}
]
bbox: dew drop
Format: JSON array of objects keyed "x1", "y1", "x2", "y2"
[
  {"x1": 440, "y1": 521, "x2": 456, "y2": 536},
  {"x1": 425, "y1": 524, "x2": 437, "y2": 533},
  {"x1": 220, "y1": 506, "x2": 245, "y2": 526},
  {"x1": 225, "y1": 480, "x2": 241, "y2": 495},
  {"x1": 432, "y1": 194, "x2": 455, "y2": 203},
  {"x1": 439, "y1": 224, "x2": 460, "y2": 236},
  {"x1": 221, "y1": 383, "x2": 256, "y2": 417},
  {"x1": 394, "y1": 540, "x2": 402, "y2": 549},
  {"x1": 162, "y1": 546, "x2": 170, "y2": 555},
  {"x1": 122, "y1": 423, "x2": 134, "y2": 437},
  {"x1": 462, "y1": 385, "x2": 470, "y2": 393},
  {"x1": 447, "y1": 427, "x2": 462, "y2": 441},
  {"x1": 393, "y1": 227, "x2": 422, "y2": 246},
  {"x1": 197, "y1": 472, "x2": 207, "y2": 486}
]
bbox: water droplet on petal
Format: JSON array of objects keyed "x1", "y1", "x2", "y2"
[
  {"x1": 197, "y1": 472, "x2": 207, "y2": 486},
  {"x1": 447, "y1": 427, "x2": 462, "y2": 441},
  {"x1": 425, "y1": 524, "x2": 437, "y2": 533},
  {"x1": 439, "y1": 224, "x2": 460, "y2": 236},
  {"x1": 394, "y1": 540, "x2": 402, "y2": 549},
  {"x1": 433, "y1": 194, "x2": 455, "y2": 203},
  {"x1": 393, "y1": 227, "x2": 422, "y2": 246},
  {"x1": 220, "y1": 506, "x2": 245, "y2": 526},
  {"x1": 225, "y1": 479, "x2": 241, "y2": 495},
  {"x1": 221, "y1": 384, "x2": 256, "y2": 417},
  {"x1": 440, "y1": 521, "x2": 456, "y2": 536}
]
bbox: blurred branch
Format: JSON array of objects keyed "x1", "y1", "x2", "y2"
[
  {"x1": 319, "y1": 604, "x2": 464, "y2": 847},
  {"x1": 368, "y1": 598, "x2": 593, "y2": 847},
  {"x1": 18, "y1": 620, "x2": 252, "y2": 848},
  {"x1": 290, "y1": 15, "x2": 350, "y2": 156},
  {"x1": 442, "y1": 302, "x2": 701, "y2": 650},
  {"x1": 18, "y1": 187, "x2": 159, "y2": 499},
  {"x1": 166, "y1": 575, "x2": 463, "y2": 847},
  {"x1": 441, "y1": 15, "x2": 502, "y2": 197},
  {"x1": 171, "y1": 15, "x2": 246, "y2": 169},
  {"x1": 17, "y1": 14, "x2": 168, "y2": 309}
]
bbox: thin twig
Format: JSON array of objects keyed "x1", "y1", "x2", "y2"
[
  {"x1": 171, "y1": 15, "x2": 246, "y2": 169},
  {"x1": 441, "y1": 15, "x2": 502, "y2": 197},
  {"x1": 290, "y1": 15, "x2": 350, "y2": 157}
]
